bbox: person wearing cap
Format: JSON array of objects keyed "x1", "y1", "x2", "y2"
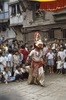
[{"x1": 27, "y1": 33, "x2": 45, "y2": 86}]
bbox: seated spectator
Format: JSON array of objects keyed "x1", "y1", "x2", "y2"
[
  {"x1": 21, "y1": 64, "x2": 29, "y2": 80},
  {"x1": 14, "y1": 66, "x2": 23, "y2": 81},
  {"x1": 3, "y1": 67, "x2": 15, "y2": 84}
]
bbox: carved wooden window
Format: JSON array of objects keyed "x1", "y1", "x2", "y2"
[
  {"x1": 48, "y1": 29, "x2": 54, "y2": 39},
  {"x1": 17, "y1": 4, "x2": 21, "y2": 15},
  {"x1": 63, "y1": 29, "x2": 66, "y2": 38},
  {"x1": 11, "y1": 5, "x2": 16, "y2": 16},
  {"x1": 32, "y1": 2, "x2": 45, "y2": 21},
  {"x1": 0, "y1": 3, "x2": 3, "y2": 12}
]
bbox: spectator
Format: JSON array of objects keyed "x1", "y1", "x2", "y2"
[
  {"x1": 3, "y1": 67, "x2": 15, "y2": 84},
  {"x1": 3, "y1": 43, "x2": 8, "y2": 53},
  {"x1": 20, "y1": 45, "x2": 29, "y2": 64},
  {"x1": 0, "y1": 51, "x2": 5, "y2": 72},
  {"x1": 13, "y1": 50, "x2": 20, "y2": 71},
  {"x1": 57, "y1": 47, "x2": 65, "y2": 61},
  {"x1": 62, "y1": 57, "x2": 66, "y2": 74},
  {"x1": 43, "y1": 44, "x2": 48, "y2": 56},
  {"x1": 46, "y1": 49, "x2": 55, "y2": 73},
  {"x1": 56, "y1": 57, "x2": 63, "y2": 74},
  {"x1": 19, "y1": 51, "x2": 23, "y2": 67},
  {"x1": 6, "y1": 49, "x2": 13, "y2": 75},
  {"x1": 25, "y1": 43, "x2": 29, "y2": 51},
  {"x1": 14, "y1": 66, "x2": 23, "y2": 81}
]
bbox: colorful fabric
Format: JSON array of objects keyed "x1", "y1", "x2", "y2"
[{"x1": 40, "y1": 0, "x2": 66, "y2": 12}]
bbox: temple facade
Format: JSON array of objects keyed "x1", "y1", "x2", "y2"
[{"x1": 8, "y1": 0, "x2": 66, "y2": 44}]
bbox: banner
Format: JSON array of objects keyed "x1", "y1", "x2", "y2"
[
  {"x1": 40, "y1": 0, "x2": 66, "y2": 12},
  {"x1": 31, "y1": 0, "x2": 56, "y2": 2}
]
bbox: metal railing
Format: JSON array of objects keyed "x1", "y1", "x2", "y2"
[{"x1": 0, "y1": 11, "x2": 9, "y2": 20}]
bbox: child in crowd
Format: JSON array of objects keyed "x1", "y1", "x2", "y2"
[
  {"x1": 46, "y1": 49, "x2": 55, "y2": 73},
  {"x1": 62, "y1": 57, "x2": 66, "y2": 74},
  {"x1": 13, "y1": 50, "x2": 20, "y2": 71},
  {"x1": 19, "y1": 51, "x2": 23, "y2": 67},
  {"x1": 6, "y1": 49, "x2": 13, "y2": 75},
  {"x1": 57, "y1": 47, "x2": 65, "y2": 61},
  {"x1": 56, "y1": 57, "x2": 63, "y2": 74},
  {"x1": 21, "y1": 64, "x2": 29, "y2": 80},
  {"x1": 64, "y1": 57, "x2": 66, "y2": 69},
  {"x1": 0, "y1": 51, "x2": 5, "y2": 72},
  {"x1": 14, "y1": 66, "x2": 23, "y2": 81}
]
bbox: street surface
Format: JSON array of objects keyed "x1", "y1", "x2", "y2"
[{"x1": 0, "y1": 74, "x2": 66, "y2": 100}]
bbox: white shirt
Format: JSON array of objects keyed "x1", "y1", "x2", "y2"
[
  {"x1": 63, "y1": 49, "x2": 66, "y2": 58},
  {"x1": 3, "y1": 71, "x2": 11, "y2": 76},
  {"x1": 43, "y1": 46, "x2": 48, "y2": 55},
  {"x1": 3, "y1": 71, "x2": 11, "y2": 80},
  {"x1": 25, "y1": 47, "x2": 28, "y2": 51},
  {"x1": 57, "y1": 51, "x2": 65, "y2": 60},
  {"x1": 15, "y1": 70, "x2": 19, "y2": 74},
  {"x1": 13, "y1": 55, "x2": 20, "y2": 64},
  {"x1": 52, "y1": 43, "x2": 56, "y2": 50},
  {"x1": 46, "y1": 52, "x2": 55, "y2": 60},
  {"x1": 56, "y1": 61, "x2": 62, "y2": 69},
  {"x1": 7, "y1": 54, "x2": 13, "y2": 67},
  {"x1": 0, "y1": 56, "x2": 5, "y2": 72},
  {"x1": 29, "y1": 49, "x2": 43, "y2": 62},
  {"x1": 64, "y1": 62, "x2": 66, "y2": 68},
  {"x1": 14, "y1": 69, "x2": 22, "y2": 76},
  {"x1": 19, "y1": 53, "x2": 23, "y2": 62},
  {"x1": 2, "y1": 56, "x2": 7, "y2": 67}
]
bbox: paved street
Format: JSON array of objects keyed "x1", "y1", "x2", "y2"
[{"x1": 0, "y1": 74, "x2": 66, "y2": 100}]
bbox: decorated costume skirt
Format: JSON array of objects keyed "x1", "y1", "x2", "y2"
[{"x1": 28, "y1": 60, "x2": 45, "y2": 86}]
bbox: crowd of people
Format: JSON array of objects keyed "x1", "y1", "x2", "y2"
[
  {"x1": 0, "y1": 34, "x2": 66, "y2": 86},
  {"x1": 43, "y1": 39, "x2": 66, "y2": 74},
  {"x1": 0, "y1": 38, "x2": 29, "y2": 84}
]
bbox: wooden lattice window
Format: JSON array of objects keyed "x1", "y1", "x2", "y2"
[
  {"x1": 63, "y1": 29, "x2": 66, "y2": 38},
  {"x1": 48, "y1": 29, "x2": 54, "y2": 39}
]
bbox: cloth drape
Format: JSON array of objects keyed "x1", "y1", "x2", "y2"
[{"x1": 40, "y1": 0, "x2": 66, "y2": 12}]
